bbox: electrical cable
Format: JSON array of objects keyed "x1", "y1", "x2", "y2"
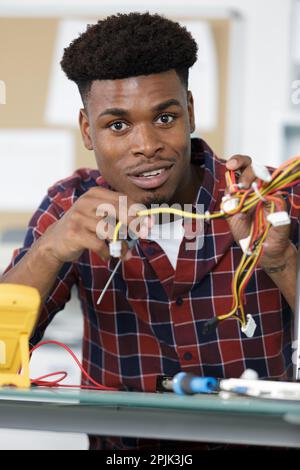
[
  {"x1": 111, "y1": 155, "x2": 300, "y2": 335},
  {"x1": 30, "y1": 340, "x2": 118, "y2": 390},
  {"x1": 28, "y1": 156, "x2": 300, "y2": 391}
]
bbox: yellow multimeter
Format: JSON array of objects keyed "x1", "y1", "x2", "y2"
[{"x1": 0, "y1": 284, "x2": 41, "y2": 388}]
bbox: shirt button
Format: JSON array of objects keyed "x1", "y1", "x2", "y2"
[
  {"x1": 176, "y1": 297, "x2": 183, "y2": 306},
  {"x1": 183, "y1": 351, "x2": 193, "y2": 361},
  {"x1": 146, "y1": 247, "x2": 155, "y2": 255}
]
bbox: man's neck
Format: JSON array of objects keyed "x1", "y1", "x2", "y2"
[
  {"x1": 155, "y1": 163, "x2": 203, "y2": 224},
  {"x1": 170, "y1": 163, "x2": 204, "y2": 206}
]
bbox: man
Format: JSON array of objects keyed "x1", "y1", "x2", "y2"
[{"x1": 1, "y1": 12, "x2": 299, "y2": 450}]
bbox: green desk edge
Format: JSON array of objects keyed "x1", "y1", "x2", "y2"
[{"x1": 0, "y1": 387, "x2": 300, "y2": 417}]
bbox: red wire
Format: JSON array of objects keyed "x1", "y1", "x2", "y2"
[
  {"x1": 230, "y1": 170, "x2": 236, "y2": 186},
  {"x1": 265, "y1": 194, "x2": 285, "y2": 211},
  {"x1": 251, "y1": 200, "x2": 263, "y2": 243},
  {"x1": 30, "y1": 340, "x2": 118, "y2": 391},
  {"x1": 33, "y1": 371, "x2": 68, "y2": 387},
  {"x1": 29, "y1": 167, "x2": 300, "y2": 384}
]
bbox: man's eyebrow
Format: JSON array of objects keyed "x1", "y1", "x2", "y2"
[
  {"x1": 97, "y1": 99, "x2": 182, "y2": 120},
  {"x1": 152, "y1": 99, "x2": 182, "y2": 112},
  {"x1": 98, "y1": 108, "x2": 129, "y2": 119}
]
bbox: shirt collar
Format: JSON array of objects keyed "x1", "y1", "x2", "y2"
[
  {"x1": 190, "y1": 137, "x2": 223, "y2": 218},
  {"x1": 95, "y1": 174, "x2": 110, "y2": 188}
]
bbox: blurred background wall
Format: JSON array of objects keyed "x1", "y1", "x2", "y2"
[
  {"x1": 1, "y1": 0, "x2": 299, "y2": 237},
  {"x1": 0, "y1": 0, "x2": 299, "y2": 450}
]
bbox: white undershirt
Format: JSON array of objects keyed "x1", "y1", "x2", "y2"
[{"x1": 146, "y1": 219, "x2": 184, "y2": 270}]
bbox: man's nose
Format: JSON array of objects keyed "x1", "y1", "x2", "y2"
[{"x1": 131, "y1": 124, "x2": 164, "y2": 159}]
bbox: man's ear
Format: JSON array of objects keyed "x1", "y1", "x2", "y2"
[
  {"x1": 187, "y1": 91, "x2": 195, "y2": 134},
  {"x1": 79, "y1": 108, "x2": 93, "y2": 150}
]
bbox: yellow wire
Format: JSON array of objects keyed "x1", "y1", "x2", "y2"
[
  {"x1": 217, "y1": 202, "x2": 273, "y2": 326},
  {"x1": 233, "y1": 204, "x2": 273, "y2": 326},
  {"x1": 113, "y1": 207, "x2": 224, "y2": 242},
  {"x1": 112, "y1": 168, "x2": 300, "y2": 242},
  {"x1": 261, "y1": 167, "x2": 300, "y2": 196},
  {"x1": 217, "y1": 231, "x2": 253, "y2": 322},
  {"x1": 137, "y1": 207, "x2": 222, "y2": 219},
  {"x1": 109, "y1": 159, "x2": 299, "y2": 331},
  {"x1": 113, "y1": 221, "x2": 123, "y2": 242}
]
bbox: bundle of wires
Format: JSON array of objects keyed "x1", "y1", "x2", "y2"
[
  {"x1": 30, "y1": 157, "x2": 300, "y2": 390},
  {"x1": 113, "y1": 156, "x2": 300, "y2": 335}
]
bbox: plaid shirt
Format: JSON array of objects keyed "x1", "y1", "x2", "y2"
[{"x1": 5, "y1": 138, "x2": 300, "y2": 450}]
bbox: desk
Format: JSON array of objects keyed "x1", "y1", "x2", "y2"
[{"x1": 0, "y1": 387, "x2": 299, "y2": 448}]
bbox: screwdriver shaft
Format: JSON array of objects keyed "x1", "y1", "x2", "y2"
[{"x1": 97, "y1": 258, "x2": 122, "y2": 305}]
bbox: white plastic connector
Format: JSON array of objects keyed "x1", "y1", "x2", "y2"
[
  {"x1": 241, "y1": 314, "x2": 257, "y2": 338},
  {"x1": 251, "y1": 181, "x2": 266, "y2": 201},
  {"x1": 266, "y1": 211, "x2": 291, "y2": 227},
  {"x1": 221, "y1": 196, "x2": 239, "y2": 214},
  {"x1": 251, "y1": 163, "x2": 272, "y2": 182},
  {"x1": 239, "y1": 235, "x2": 252, "y2": 255},
  {"x1": 109, "y1": 240, "x2": 122, "y2": 258},
  {"x1": 240, "y1": 369, "x2": 259, "y2": 380}
]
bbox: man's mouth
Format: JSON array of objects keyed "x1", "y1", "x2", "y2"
[{"x1": 127, "y1": 164, "x2": 174, "y2": 189}]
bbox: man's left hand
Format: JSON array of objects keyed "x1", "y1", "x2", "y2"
[{"x1": 225, "y1": 154, "x2": 293, "y2": 271}]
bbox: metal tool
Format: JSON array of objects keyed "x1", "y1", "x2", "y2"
[
  {"x1": 97, "y1": 258, "x2": 122, "y2": 305},
  {"x1": 97, "y1": 237, "x2": 138, "y2": 305}
]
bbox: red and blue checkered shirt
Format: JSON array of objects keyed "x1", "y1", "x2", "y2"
[{"x1": 5, "y1": 138, "x2": 300, "y2": 450}]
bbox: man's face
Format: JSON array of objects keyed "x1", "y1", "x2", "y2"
[{"x1": 80, "y1": 69, "x2": 195, "y2": 206}]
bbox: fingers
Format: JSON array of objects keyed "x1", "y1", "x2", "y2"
[
  {"x1": 226, "y1": 154, "x2": 257, "y2": 189},
  {"x1": 71, "y1": 228, "x2": 110, "y2": 261},
  {"x1": 76, "y1": 201, "x2": 152, "y2": 262},
  {"x1": 236, "y1": 165, "x2": 258, "y2": 189},
  {"x1": 76, "y1": 194, "x2": 152, "y2": 261},
  {"x1": 80, "y1": 188, "x2": 151, "y2": 237},
  {"x1": 226, "y1": 211, "x2": 252, "y2": 242},
  {"x1": 226, "y1": 154, "x2": 252, "y2": 171}
]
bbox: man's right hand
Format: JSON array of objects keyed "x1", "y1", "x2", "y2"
[{"x1": 40, "y1": 187, "x2": 145, "y2": 263}]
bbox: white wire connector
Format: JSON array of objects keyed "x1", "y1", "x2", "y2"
[
  {"x1": 240, "y1": 369, "x2": 259, "y2": 380},
  {"x1": 251, "y1": 181, "x2": 266, "y2": 202},
  {"x1": 251, "y1": 163, "x2": 272, "y2": 182},
  {"x1": 221, "y1": 195, "x2": 240, "y2": 214},
  {"x1": 239, "y1": 235, "x2": 252, "y2": 255},
  {"x1": 266, "y1": 211, "x2": 291, "y2": 227},
  {"x1": 109, "y1": 240, "x2": 122, "y2": 258},
  {"x1": 241, "y1": 314, "x2": 257, "y2": 338}
]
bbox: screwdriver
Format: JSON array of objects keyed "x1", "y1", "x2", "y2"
[{"x1": 97, "y1": 237, "x2": 138, "y2": 305}]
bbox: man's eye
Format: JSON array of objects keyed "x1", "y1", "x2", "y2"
[
  {"x1": 157, "y1": 114, "x2": 176, "y2": 124},
  {"x1": 109, "y1": 121, "x2": 129, "y2": 132}
]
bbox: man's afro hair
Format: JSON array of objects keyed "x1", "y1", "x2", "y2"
[{"x1": 61, "y1": 12, "x2": 198, "y2": 99}]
